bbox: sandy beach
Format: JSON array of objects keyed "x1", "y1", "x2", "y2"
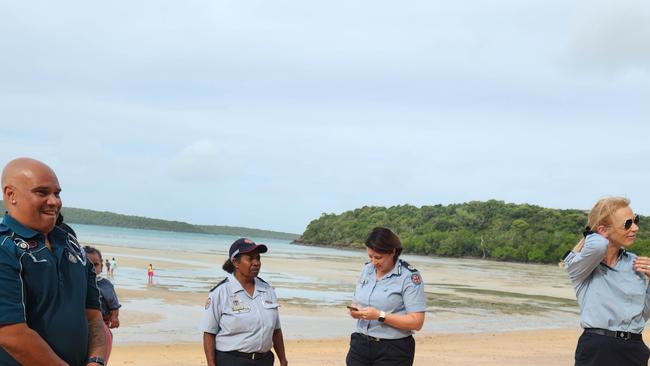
[
  {"x1": 82, "y1": 237, "x2": 586, "y2": 365},
  {"x1": 108, "y1": 329, "x2": 584, "y2": 365}
]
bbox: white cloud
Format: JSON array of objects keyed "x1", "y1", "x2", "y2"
[
  {"x1": 564, "y1": 0, "x2": 650, "y2": 76},
  {"x1": 168, "y1": 139, "x2": 227, "y2": 181}
]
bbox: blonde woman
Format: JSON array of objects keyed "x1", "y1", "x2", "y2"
[{"x1": 564, "y1": 197, "x2": 648, "y2": 365}]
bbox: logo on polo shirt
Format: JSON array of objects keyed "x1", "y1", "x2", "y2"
[{"x1": 68, "y1": 252, "x2": 78, "y2": 263}]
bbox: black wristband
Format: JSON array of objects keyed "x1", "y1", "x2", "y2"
[{"x1": 87, "y1": 356, "x2": 105, "y2": 366}]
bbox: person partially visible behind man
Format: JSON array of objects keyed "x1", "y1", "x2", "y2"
[{"x1": 0, "y1": 157, "x2": 106, "y2": 366}]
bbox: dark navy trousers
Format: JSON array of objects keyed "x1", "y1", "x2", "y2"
[
  {"x1": 346, "y1": 332, "x2": 415, "y2": 366},
  {"x1": 575, "y1": 331, "x2": 650, "y2": 366},
  {"x1": 216, "y1": 350, "x2": 274, "y2": 366}
]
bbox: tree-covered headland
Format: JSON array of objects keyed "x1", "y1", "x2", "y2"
[
  {"x1": 296, "y1": 200, "x2": 650, "y2": 264},
  {"x1": 0, "y1": 201, "x2": 298, "y2": 240}
]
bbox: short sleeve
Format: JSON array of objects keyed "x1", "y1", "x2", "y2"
[
  {"x1": 402, "y1": 271, "x2": 426, "y2": 313},
  {"x1": 0, "y1": 240, "x2": 26, "y2": 325},
  {"x1": 101, "y1": 280, "x2": 121, "y2": 310},
  {"x1": 85, "y1": 261, "x2": 101, "y2": 310},
  {"x1": 199, "y1": 289, "x2": 221, "y2": 334}
]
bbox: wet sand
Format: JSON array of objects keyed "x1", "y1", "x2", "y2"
[{"x1": 86, "y1": 242, "x2": 585, "y2": 364}]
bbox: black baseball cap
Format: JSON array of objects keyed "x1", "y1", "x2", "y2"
[{"x1": 229, "y1": 238, "x2": 268, "y2": 260}]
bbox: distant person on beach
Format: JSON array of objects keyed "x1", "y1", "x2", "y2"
[
  {"x1": 147, "y1": 263, "x2": 154, "y2": 284},
  {"x1": 105, "y1": 258, "x2": 111, "y2": 274},
  {"x1": 200, "y1": 238, "x2": 288, "y2": 366},
  {"x1": 346, "y1": 227, "x2": 426, "y2": 366},
  {"x1": 0, "y1": 157, "x2": 106, "y2": 366},
  {"x1": 84, "y1": 246, "x2": 122, "y2": 364},
  {"x1": 564, "y1": 197, "x2": 648, "y2": 366},
  {"x1": 110, "y1": 257, "x2": 116, "y2": 276}
]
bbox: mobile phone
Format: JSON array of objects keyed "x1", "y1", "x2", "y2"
[{"x1": 346, "y1": 305, "x2": 359, "y2": 311}]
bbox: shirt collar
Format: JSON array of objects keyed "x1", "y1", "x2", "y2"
[
  {"x1": 369, "y1": 259, "x2": 402, "y2": 278},
  {"x1": 2, "y1": 213, "x2": 41, "y2": 239},
  {"x1": 228, "y1": 273, "x2": 267, "y2": 294}
]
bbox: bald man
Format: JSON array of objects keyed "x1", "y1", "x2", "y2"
[{"x1": 0, "y1": 158, "x2": 106, "y2": 366}]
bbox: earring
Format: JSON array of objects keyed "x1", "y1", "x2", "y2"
[{"x1": 11, "y1": 200, "x2": 16, "y2": 204}]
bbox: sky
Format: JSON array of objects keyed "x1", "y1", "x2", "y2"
[{"x1": 1, "y1": 0, "x2": 649, "y2": 234}]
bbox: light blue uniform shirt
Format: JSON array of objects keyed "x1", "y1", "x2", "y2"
[
  {"x1": 199, "y1": 273, "x2": 281, "y2": 353},
  {"x1": 565, "y1": 233, "x2": 650, "y2": 333},
  {"x1": 352, "y1": 259, "x2": 426, "y2": 339}
]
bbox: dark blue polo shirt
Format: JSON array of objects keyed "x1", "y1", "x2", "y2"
[{"x1": 0, "y1": 214, "x2": 100, "y2": 366}]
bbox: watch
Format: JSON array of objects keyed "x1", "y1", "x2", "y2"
[
  {"x1": 378, "y1": 310, "x2": 386, "y2": 323},
  {"x1": 87, "y1": 356, "x2": 105, "y2": 366}
]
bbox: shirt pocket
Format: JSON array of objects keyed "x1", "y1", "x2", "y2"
[
  {"x1": 22, "y1": 253, "x2": 58, "y2": 302},
  {"x1": 381, "y1": 282, "x2": 406, "y2": 313},
  {"x1": 262, "y1": 301, "x2": 279, "y2": 328},
  {"x1": 221, "y1": 307, "x2": 253, "y2": 334}
]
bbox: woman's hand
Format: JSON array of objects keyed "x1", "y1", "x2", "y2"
[
  {"x1": 634, "y1": 256, "x2": 650, "y2": 276},
  {"x1": 349, "y1": 305, "x2": 380, "y2": 321},
  {"x1": 348, "y1": 304, "x2": 363, "y2": 319}
]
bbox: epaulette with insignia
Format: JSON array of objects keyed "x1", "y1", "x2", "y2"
[
  {"x1": 400, "y1": 260, "x2": 418, "y2": 273},
  {"x1": 210, "y1": 277, "x2": 228, "y2": 292}
]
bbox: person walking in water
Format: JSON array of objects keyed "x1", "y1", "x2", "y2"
[
  {"x1": 109, "y1": 257, "x2": 116, "y2": 277},
  {"x1": 147, "y1": 264, "x2": 154, "y2": 284}
]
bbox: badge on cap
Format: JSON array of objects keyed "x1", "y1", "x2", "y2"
[{"x1": 411, "y1": 273, "x2": 422, "y2": 285}]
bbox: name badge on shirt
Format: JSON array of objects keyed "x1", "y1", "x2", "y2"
[
  {"x1": 231, "y1": 298, "x2": 250, "y2": 313},
  {"x1": 232, "y1": 304, "x2": 251, "y2": 313}
]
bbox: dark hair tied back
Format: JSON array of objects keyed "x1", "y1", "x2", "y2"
[
  {"x1": 365, "y1": 227, "x2": 402, "y2": 262},
  {"x1": 583, "y1": 226, "x2": 595, "y2": 238},
  {"x1": 222, "y1": 256, "x2": 238, "y2": 273}
]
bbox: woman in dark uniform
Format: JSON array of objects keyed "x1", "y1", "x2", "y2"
[
  {"x1": 200, "y1": 238, "x2": 288, "y2": 366},
  {"x1": 564, "y1": 197, "x2": 649, "y2": 365},
  {"x1": 83, "y1": 246, "x2": 121, "y2": 365},
  {"x1": 346, "y1": 227, "x2": 426, "y2": 366}
]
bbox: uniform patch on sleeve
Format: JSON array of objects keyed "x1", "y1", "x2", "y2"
[
  {"x1": 411, "y1": 273, "x2": 422, "y2": 285},
  {"x1": 204, "y1": 297, "x2": 212, "y2": 309}
]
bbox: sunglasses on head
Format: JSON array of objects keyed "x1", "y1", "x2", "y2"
[{"x1": 622, "y1": 214, "x2": 640, "y2": 230}]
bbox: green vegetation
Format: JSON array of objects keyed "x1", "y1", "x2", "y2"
[
  {"x1": 0, "y1": 201, "x2": 298, "y2": 240},
  {"x1": 296, "y1": 200, "x2": 650, "y2": 263}
]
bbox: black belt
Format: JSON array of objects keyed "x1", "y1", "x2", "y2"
[
  {"x1": 584, "y1": 328, "x2": 643, "y2": 341},
  {"x1": 221, "y1": 350, "x2": 270, "y2": 360},
  {"x1": 355, "y1": 332, "x2": 412, "y2": 342}
]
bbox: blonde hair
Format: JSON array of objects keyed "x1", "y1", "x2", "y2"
[{"x1": 573, "y1": 196, "x2": 630, "y2": 252}]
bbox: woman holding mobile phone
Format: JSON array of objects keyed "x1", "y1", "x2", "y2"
[
  {"x1": 564, "y1": 197, "x2": 649, "y2": 365},
  {"x1": 346, "y1": 227, "x2": 426, "y2": 366}
]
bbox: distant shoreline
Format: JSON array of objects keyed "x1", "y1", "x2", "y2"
[
  {"x1": 293, "y1": 239, "x2": 564, "y2": 267},
  {"x1": 0, "y1": 201, "x2": 299, "y2": 240}
]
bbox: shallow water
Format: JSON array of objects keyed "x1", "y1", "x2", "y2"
[{"x1": 73, "y1": 224, "x2": 580, "y2": 343}]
